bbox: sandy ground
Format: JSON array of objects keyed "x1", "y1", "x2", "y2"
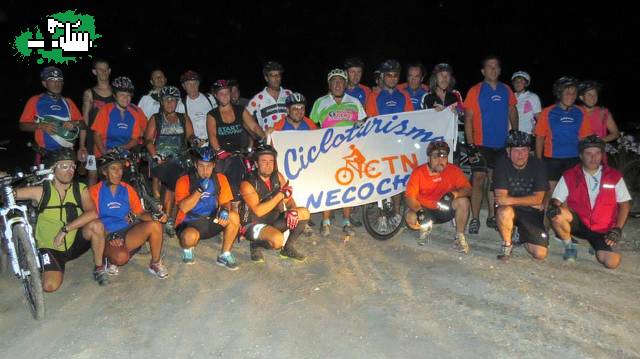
[{"x1": 1, "y1": 212, "x2": 640, "y2": 359}]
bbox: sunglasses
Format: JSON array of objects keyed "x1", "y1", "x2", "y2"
[{"x1": 55, "y1": 163, "x2": 77, "y2": 171}]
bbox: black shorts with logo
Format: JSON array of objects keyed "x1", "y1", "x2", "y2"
[
  {"x1": 473, "y1": 146, "x2": 506, "y2": 172},
  {"x1": 569, "y1": 210, "x2": 613, "y2": 252},
  {"x1": 176, "y1": 217, "x2": 225, "y2": 239},
  {"x1": 38, "y1": 231, "x2": 91, "y2": 272}
]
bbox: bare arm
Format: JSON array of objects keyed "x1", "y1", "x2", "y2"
[
  {"x1": 508, "y1": 105, "x2": 518, "y2": 131},
  {"x1": 404, "y1": 196, "x2": 422, "y2": 212},
  {"x1": 206, "y1": 113, "x2": 222, "y2": 150},
  {"x1": 616, "y1": 201, "x2": 630, "y2": 229},
  {"x1": 144, "y1": 116, "x2": 158, "y2": 156},
  {"x1": 495, "y1": 189, "x2": 545, "y2": 208},
  {"x1": 15, "y1": 186, "x2": 43, "y2": 203},
  {"x1": 94, "y1": 132, "x2": 106, "y2": 155},
  {"x1": 184, "y1": 114, "x2": 195, "y2": 142},
  {"x1": 177, "y1": 189, "x2": 203, "y2": 214},
  {"x1": 535, "y1": 135, "x2": 544, "y2": 159},
  {"x1": 243, "y1": 112, "x2": 266, "y2": 139},
  {"x1": 240, "y1": 181, "x2": 285, "y2": 218},
  {"x1": 603, "y1": 112, "x2": 620, "y2": 143},
  {"x1": 64, "y1": 187, "x2": 99, "y2": 231},
  {"x1": 82, "y1": 89, "x2": 92, "y2": 127}
]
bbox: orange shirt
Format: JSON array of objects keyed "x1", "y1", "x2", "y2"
[
  {"x1": 174, "y1": 173, "x2": 234, "y2": 225},
  {"x1": 405, "y1": 163, "x2": 470, "y2": 209}
]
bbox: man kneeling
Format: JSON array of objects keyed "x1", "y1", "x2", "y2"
[
  {"x1": 174, "y1": 147, "x2": 240, "y2": 269},
  {"x1": 405, "y1": 140, "x2": 471, "y2": 253},
  {"x1": 493, "y1": 131, "x2": 549, "y2": 261},
  {"x1": 240, "y1": 144, "x2": 310, "y2": 262},
  {"x1": 90, "y1": 152, "x2": 169, "y2": 278},
  {"x1": 547, "y1": 135, "x2": 630, "y2": 269}
]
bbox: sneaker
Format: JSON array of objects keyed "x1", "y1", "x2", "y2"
[
  {"x1": 250, "y1": 243, "x2": 265, "y2": 263},
  {"x1": 105, "y1": 260, "x2": 119, "y2": 276},
  {"x1": 280, "y1": 245, "x2": 306, "y2": 262},
  {"x1": 216, "y1": 252, "x2": 239, "y2": 271},
  {"x1": 456, "y1": 233, "x2": 470, "y2": 254},
  {"x1": 148, "y1": 261, "x2": 169, "y2": 279},
  {"x1": 468, "y1": 218, "x2": 480, "y2": 234},
  {"x1": 389, "y1": 213, "x2": 403, "y2": 228},
  {"x1": 563, "y1": 243, "x2": 578, "y2": 262},
  {"x1": 486, "y1": 216, "x2": 498, "y2": 230},
  {"x1": 343, "y1": 224, "x2": 355, "y2": 236},
  {"x1": 182, "y1": 248, "x2": 195, "y2": 264},
  {"x1": 497, "y1": 243, "x2": 513, "y2": 261},
  {"x1": 320, "y1": 224, "x2": 331, "y2": 237},
  {"x1": 93, "y1": 266, "x2": 109, "y2": 286},
  {"x1": 303, "y1": 223, "x2": 314, "y2": 237},
  {"x1": 165, "y1": 219, "x2": 176, "y2": 237}
]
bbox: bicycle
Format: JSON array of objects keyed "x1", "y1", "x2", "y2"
[{"x1": 1, "y1": 167, "x2": 53, "y2": 320}]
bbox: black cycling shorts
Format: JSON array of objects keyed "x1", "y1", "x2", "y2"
[
  {"x1": 216, "y1": 156, "x2": 246, "y2": 201},
  {"x1": 512, "y1": 207, "x2": 548, "y2": 247},
  {"x1": 176, "y1": 217, "x2": 224, "y2": 239},
  {"x1": 473, "y1": 146, "x2": 506, "y2": 172},
  {"x1": 151, "y1": 160, "x2": 186, "y2": 191},
  {"x1": 544, "y1": 157, "x2": 579, "y2": 182},
  {"x1": 39, "y1": 231, "x2": 91, "y2": 272},
  {"x1": 243, "y1": 212, "x2": 288, "y2": 241},
  {"x1": 569, "y1": 210, "x2": 613, "y2": 252},
  {"x1": 422, "y1": 206, "x2": 455, "y2": 224}
]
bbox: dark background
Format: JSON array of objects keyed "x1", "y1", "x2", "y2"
[{"x1": 1, "y1": 1, "x2": 637, "y2": 170}]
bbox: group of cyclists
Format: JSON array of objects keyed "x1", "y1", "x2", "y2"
[{"x1": 10, "y1": 54, "x2": 629, "y2": 293}]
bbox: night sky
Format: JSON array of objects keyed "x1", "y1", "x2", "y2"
[{"x1": 1, "y1": 1, "x2": 636, "y2": 168}]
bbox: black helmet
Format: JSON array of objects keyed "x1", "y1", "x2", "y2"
[
  {"x1": 552, "y1": 76, "x2": 578, "y2": 99},
  {"x1": 427, "y1": 140, "x2": 451, "y2": 156},
  {"x1": 252, "y1": 143, "x2": 278, "y2": 161},
  {"x1": 578, "y1": 80, "x2": 601, "y2": 96},
  {"x1": 180, "y1": 70, "x2": 201, "y2": 83},
  {"x1": 211, "y1": 79, "x2": 231, "y2": 93},
  {"x1": 97, "y1": 151, "x2": 124, "y2": 170},
  {"x1": 263, "y1": 61, "x2": 284, "y2": 76},
  {"x1": 40, "y1": 66, "x2": 64, "y2": 81},
  {"x1": 578, "y1": 135, "x2": 605, "y2": 153},
  {"x1": 344, "y1": 57, "x2": 364, "y2": 70},
  {"x1": 159, "y1": 86, "x2": 181, "y2": 100},
  {"x1": 191, "y1": 147, "x2": 216, "y2": 162},
  {"x1": 379, "y1": 59, "x2": 402, "y2": 74},
  {"x1": 44, "y1": 148, "x2": 75, "y2": 168},
  {"x1": 112, "y1": 76, "x2": 135, "y2": 94},
  {"x1": 432, "y1": 63, "x2": 453, "y2": 75},
  {"x1": 285, "y1": 92, "x2": 306, "y2": 107},
  {"x1": 506, "y1": 130, "x2": 533, "y2": 148}
]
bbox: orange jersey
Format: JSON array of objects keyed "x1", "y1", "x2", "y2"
[
  {"x1": 405, "y1": 164, "x2": 470, "y2": 209},
  {"x1": 174, "y1": 173, "x2": 234, "y2": 225}
]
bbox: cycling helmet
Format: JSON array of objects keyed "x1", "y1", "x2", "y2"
[
  {"x1": 285, "y1": 92, "x2": 306, "y2": 107},
  {"x1": 252, "y1": 143, "x2": 278, "y2": 161},
  {"x1": 40, "y1": 66, "x2": 64, "y2": 81},
  {"x1": 111, "y1": 76, "x2": 135, "y2": 94},
  {"x1": 97, "y1": 151, "x2": 124, "y2": 170},
  {"x1": 379, "y1": 59, "x2": 402, "y2": 74},
  {"x1": 159, "y1": 86, "x2": 181, "y2": 100},
  {"x1": 432, "y1": 63, "x2": 453, "y2": 75},
  {"x1": 227, "y1": 79, "x2": 239, "y2": 88},
  {"x1": 327, "y1": 68, "x2": 348, "y2": 82},
  {"x1": 552, "y1": 76, "x2": 578, "y2": 99},
  {"x1": 180, "y1": 70, "x2": 201, "y2": 83},
  {"x1": 191, "y1": 147, "x2": 216, "y2": 162},
  {"x1": 578, "y1": 135, "x2": 605, "y2": 152},
  {"x1": 511, "y1": 70, "x2": 531, "y2": 84},
  {"x1": 427, "y1": 140, "x2": 451, "y2": 156},
  {"x1": 506, "y1": 130, "x2": 532, "y2": 148},
  {"x1": 578, "y1": 80, "x2": 601, "y2": 96},
  {"x1": 262, "y1": 61, "x2": 284, "y2": 76},
  {"x1": 344, "y1": 57, "x2": 364, "y2": 70},
  {"x1": 44, "y1": 148, "x2": 75, "y2": 168},
  {"x1": 212, "y1": 79, "x2": 231, "y2": 93}
]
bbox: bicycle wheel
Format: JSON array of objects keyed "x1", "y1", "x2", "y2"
[
  {"x1": 362, "y1": 197, "x2": 405, "y2": 240},
  {"x1": 621, "y1": 159, "x2": 640, "y2": 215},
  {"x1": 13, "y1": 223, "x2": 45, "y2": 320}
]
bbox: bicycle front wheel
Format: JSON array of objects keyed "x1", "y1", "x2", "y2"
[
  {"x1": 362, "y1": 197, "x2": 405, "y2": 240},
  {"x1": 13, "y1": 224, "x2": 45, "y2": 320}
]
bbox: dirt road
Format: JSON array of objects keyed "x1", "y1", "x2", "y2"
[{"x1": 2, "y1": 216, "x2": 639, "y2": 358}]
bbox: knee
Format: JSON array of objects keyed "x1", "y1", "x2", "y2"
[
  {"x1": 148, "y1": 220, "x2": 163, "y2": 235},
  {"x1": 531, "y1": 248, "x2": 548, "y2": 260},
  {"x1": 598, "y1": 252, "x2": 621, "y2": 269},
  {"x1": 270, "y1": 232, "x2": 284, "y2": 250},
  {"x1": 108, "y1": 248, "x2": 130, "y2": 266},
  {"x1": 43, "y1": 278, "x2": 62, "y2": 293},
  {"x1": 296, "y1": 207, "x2": 310, "y2": 220},
  {"x1": 85, "y1": 220, "x2": 105, "y2": 238},
  {"x1": 180, "y1": 229, "x2": 199, "y2": 248}
]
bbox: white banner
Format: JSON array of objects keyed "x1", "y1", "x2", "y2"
[{"x1": 271, "y1": 109, "x2": 457, "y2": 213}]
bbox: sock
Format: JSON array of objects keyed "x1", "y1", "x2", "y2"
[
  {"x1": 222, "y1": 251, "x2": 230, "y2": 256},
  {"x1": 342, "y1": 218, "x2": 351, "y2": 226},
  {"x1": 322, "y1": 219, "x2": 331, "y2": 226}
]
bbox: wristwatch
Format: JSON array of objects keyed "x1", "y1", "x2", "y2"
[{"x1": 61, "y1": 225, "x2": 70, "y2": 234}]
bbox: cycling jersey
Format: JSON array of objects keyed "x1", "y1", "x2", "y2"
[
  {"x1": 365, "y1": 88, "x2": 414, "y2": 116},
  {"x1": 309, "y1": 93, "x2": 367, "y2": 128},
  {"x1": 209, "y1": 105, "x2": 251, "y2": 152},
  {"x1": 421, "y1": 90, "x2": 465, "y2": 111},
  {"x1": 19, "y1": 93, "x2": 83, "y2": 150},
  {"x1": 181, "y1": 93, "x2": 217, "y2": 140},
  {"x1": 346, "y1": 84, "x2": 372, "y2": 106},
  {"x1": 274, "y1": 117, "x2": 318, "y2": 131},
  {"x1": 35, "y1": 181, "x2": 85, "y2": 250},
  {"x1": 174, "y1": 173, "x2": 233, "y2": 225},
  {"x1": 91, "y1": 103, "x2": 146, "y2": 156},
  {"x1": 399, "y1": 83, "x2": 429, "y2": 111},
  {"x1": 405, "y1": 164, "x2": 470, "y2": 210},
  {"x1": 535, "y1": 104, "x2": 592, "y2": 158},
  {"x1": 90, "y1": 181, "x2": 143, "y2": 233},
  {"x1": 515, "y1": 90, "x2": 542, "y2": 134},
  {"x1": 152, "y1": 112, "x2": 188, "y2": 157},
  {"x1": 246, "y1": 87, "x2": 292, "y2": 129},
  {"x1": 464, "y1": 82, "x2": 517, "y2": 148}
]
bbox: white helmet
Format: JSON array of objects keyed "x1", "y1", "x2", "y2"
[
  {"x1": 327, "y1": 68, "x2": 348, "y2": 82},
  {"x1": 511, "y1": 71, "x2": 531, "y2": 84}
]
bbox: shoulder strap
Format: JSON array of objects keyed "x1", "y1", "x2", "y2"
[
  {"x1": 37, "y1": 181, "x2": 52, "y2": 213},
  {"x1": 154, "y1": 112, "x2": 164, "y2": 143},
  {"x1": 182, "y1": 95, "x2": 188, "y2": 114},
  {"x1": 72, "y1": 181, "x2": 82, "y2": 206},
  {"x1": 204, "y1": 94, "x2": 214, "y2": 109}
]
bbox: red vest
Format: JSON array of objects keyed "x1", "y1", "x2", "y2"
[{"x1": 564, "y1": 164, "x2": 621, "y2": 233}]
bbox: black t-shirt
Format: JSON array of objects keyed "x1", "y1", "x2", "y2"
[
  {"x1": 421, "y1": 91, "x2": 460, "y2": 109},
  {"x1": 208, "y1": 105, "x2": 250, "y2": 152},
  {"x1": 492, "y1": 156, "x2": 549, "y2": 198}
]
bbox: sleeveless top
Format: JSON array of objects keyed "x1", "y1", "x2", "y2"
[{"x1": 208, "y1": 105, "x2": 250, "y2": 152}]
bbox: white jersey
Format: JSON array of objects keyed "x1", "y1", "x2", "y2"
[
  {"x1": 515, "y1": 90, "x2": 542, "y2": 134},
  {"x1": 180, "y1": 93, "x2": 217, "y2": 139},
  {"x1": 246, "y1": 87, "x2": 292, "y2": 129}
]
